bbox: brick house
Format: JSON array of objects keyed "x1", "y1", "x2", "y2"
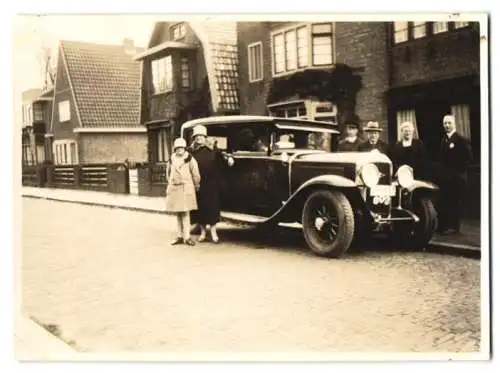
[
  {"x1": 387, "y1": 21, "x2": 481, "y2": 163},
  {"x1": 45, "y1": 39, "x2": 148, "y2": 165},
  {"x1": 134, "y1": 21, "x2": 239, "y2": 163},
  {"x1": 21, "y1": 88, "x2": 52, "y2": 165},
  {"x1": 237, "y1": 21, "x2": 390, "y2": 143}
]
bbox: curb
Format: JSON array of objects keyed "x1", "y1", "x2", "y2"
[
  {"x1": 23, "y1": 193, "x2": 480, "y2": 259},
  {"x1": 22, "y1": 194, "x2": 166, "y2": 215}
]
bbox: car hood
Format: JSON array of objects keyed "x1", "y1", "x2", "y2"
[{"x1": 296, "y1": 150, "x2": 392, "y2": 167}]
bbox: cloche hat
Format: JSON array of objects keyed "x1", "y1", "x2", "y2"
[
  {"x1": 173, "y1": 138, "x2": 187, "y2": 150},
  {"x1": 192, "y1": 125, "x2": 208, "y2": 138}
]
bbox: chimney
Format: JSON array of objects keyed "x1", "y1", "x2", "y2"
[{"x1": 123, "y1": 38, "x2": 136, "y2": 55}]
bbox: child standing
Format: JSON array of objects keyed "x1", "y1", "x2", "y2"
[{"x1": 165, "y1": 138, "x2": 201, "y2": 246}]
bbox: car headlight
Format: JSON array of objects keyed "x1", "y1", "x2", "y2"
[
  {"x1": 360, "y1": 163, "x2": 381, "y2": 188},
  {"x1": 396, "y1": 165, "x2": 414, "y2": 189}
]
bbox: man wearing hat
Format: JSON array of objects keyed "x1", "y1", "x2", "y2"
[
  {"x1": 189, "y1": 124, "x2": 233, "y2": 243},
  {"x1": 338, "y1": 118, "x2": 362, "y2": 152},
  {"x1": 357, "y1": 121, "x2": 390, "y2": 155}
]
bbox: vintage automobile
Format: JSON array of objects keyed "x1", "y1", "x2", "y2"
[{"x1": 180, "y1": 115, "x2": 439, "y2": 258}]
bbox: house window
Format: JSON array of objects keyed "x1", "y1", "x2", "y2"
[
  {"x1": 170, "y1": 23, "x2": 186, "y2": 40},
  {"x1": 248, "y1": 42, "x2": 263, "y2": 82},
  {"x1": 156, "y1": 129, "x2": 169, "y2": 162},
  {"x1": 269, "y1": 103, "x2": 307, "y2": 119},
  {"x1": 271, "y1": 23, "x2": 333, "y2": 76},
  {"x1": 451, "y1": 104, "x2": 471, "y2": 140},
  {"x1": 312, "y1": 23, "x2": 333, "y2": 66},
  {"x1": 394, "y1": 22, "x2": 409, "y2": 43},
  {"x1": 433, "y1": 22, "x2": 449, "y2": 34},
  {"x1": 412, "y1": 21, "x2": 427, "y2": 39},
  {"x1": 152, "y1": 55, "x2": 173, "y2": 94},
  {"x1": 53, "y1": 140, "x2": 78, "y2": 165},
  {"x1": 454, "y1": 21, "x2": 470, "y2": 29},
  {"x1": 58, "y1": 100, "x2": 70, "y2": 122},
  {"x1": 181, "y1": 57, "x2": 191, "y2": 89},
  {"x1": 33, "y1": 102, "x2": 44, "y2": 122}
]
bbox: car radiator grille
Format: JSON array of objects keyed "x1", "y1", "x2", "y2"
[{"x1": 374, "y1": 162, "x2": 392, "y2": 185}]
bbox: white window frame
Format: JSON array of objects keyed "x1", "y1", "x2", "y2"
[
  {"x1": 170, "y1": 23, "x2": 186, "y2": 40},
  {"x1": 151, "y1": 55, "x2": 173, "y2": 94},
  {"x1": 248, "y1": 41, "x2": 264, "y2": 83},
  {"x1": 432, "y1": 21, "x2": 449, "y2": 34},
  {"x1": 412, "y1": 21, "x2": 427, "y2": 39},
  {"x1": 271, "y1": 23, "x2": 335, "y2": 77},
  {"x1": 180, "y1": 57, "x2": 191, "y2": 89},
  {"x1": 58, "y1": 100, "x2": 70, "y2": 122},
  {"x1": 52, "y1": 139, "x2": 78, "y2": 165},
  {"x1": 393, "y1": 22, "x2": 409, "y2": 44},
  {"x1": 454, "y1": 21, "x2": 470, "y2": 29}
]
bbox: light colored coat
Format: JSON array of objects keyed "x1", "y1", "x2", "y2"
[{"x1": 165, "y1": 153, "x2": 201, "y2": 213}]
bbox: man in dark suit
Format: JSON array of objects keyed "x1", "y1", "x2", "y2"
[
  {"x1": 437, "y1": 114, "x2": 473, "y2": 234},
  {"x1": 392, "y1": 121, "x2": 430, "y2": 180},
  {"x1": 338, "y1": 119, "x2": 362, "y2": 152},
  {"x1": 357, "y1": 121, "x2": 390, "y2": 155}
]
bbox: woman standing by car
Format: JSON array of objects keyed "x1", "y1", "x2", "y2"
[
  {"x1": 189, "y1": 125, "x2": 233, "y2": 243},
  {"x1": 392, "y1": 121, "x2": 430, "y2": 180},
  {"x1": 165, "y1": 138, "x2": 201, "y2": 246}
]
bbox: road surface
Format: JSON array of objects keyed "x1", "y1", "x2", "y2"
[{"x1": 21, "y1": 198, "x2": 481, "y2": 354}]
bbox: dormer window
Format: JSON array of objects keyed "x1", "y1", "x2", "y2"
[
  {"x1": 170, "y1": 23, "x2": 186, "y2": 40},
  {"x1": 152, "y1": 55, "x2": 173, "y2": 94}
]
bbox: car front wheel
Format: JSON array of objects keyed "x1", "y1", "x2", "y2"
[
  {"x1": 391, "y1": 196, "x2": 438, "y2": 250},
  {"x1": 301, "y1": 190, "x2": 355, "y2": 258}
]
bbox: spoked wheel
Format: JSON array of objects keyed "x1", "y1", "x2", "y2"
[{"x1": 302, "y1": 190, "x2": 355, "y2": 258}]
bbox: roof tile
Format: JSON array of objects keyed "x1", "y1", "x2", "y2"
[{"x1": 61, "y1": 40, "x2": 144, "y2": 128}]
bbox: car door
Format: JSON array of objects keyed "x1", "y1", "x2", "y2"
[{"x1": 221, "y1": 123, "x2": 273, "y2": 217}]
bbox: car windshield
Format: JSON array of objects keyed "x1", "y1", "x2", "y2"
[{"x1": 273, "y1": 129, "x2": 337, "y2": 152}]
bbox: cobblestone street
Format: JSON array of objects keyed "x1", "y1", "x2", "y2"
[{"x1": 21, "y1": 198, "x2": 481, "y2": 354}]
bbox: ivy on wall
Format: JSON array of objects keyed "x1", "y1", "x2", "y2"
[{"x1": 266, "y1": 64, "x2": 363, "y2": 128}]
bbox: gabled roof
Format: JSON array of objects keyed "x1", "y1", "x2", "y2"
[
  {"x1": 143, "y1": 22, "x2": 239, "y2": 114},
  {"x1": 60, "y1": 40, "x2": 145, "y2": 128}
]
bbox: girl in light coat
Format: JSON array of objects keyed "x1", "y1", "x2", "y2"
[{"x1": 166, "y1": 138, "x2": 201, "y2": 246}]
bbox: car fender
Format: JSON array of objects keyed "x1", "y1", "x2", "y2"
[
  {"x1": 265, "y1": 175, "x2": 358, "y2": 223},
  {"x1": 407, "y1": 180, "x2": 439, "y2": 193}
]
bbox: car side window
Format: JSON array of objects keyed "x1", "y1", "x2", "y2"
[{"x1": 231, "y1": 124, "x2": 270, "y2": 154}]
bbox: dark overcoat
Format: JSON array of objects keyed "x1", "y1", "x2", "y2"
[
  {"x1": 189, "y1": 143, "x2": 227, "y2": 226},
  {"x1": 338, "y1": 137, "x2": 362, "y2": 152},
  {"x1": 357, "y1": 139, "x2": 390, "y2": 156},
  {"x1": 391, "y1": 138, "x2": 430, "y2": 180}
]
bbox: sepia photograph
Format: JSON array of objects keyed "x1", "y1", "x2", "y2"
[{"x1": 11, "y1": 9, "x2": 490, "y2": 364}]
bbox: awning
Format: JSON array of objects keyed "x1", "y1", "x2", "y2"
[{"x1": 133, "y1": 41, "x2": 198, "y2": 61}]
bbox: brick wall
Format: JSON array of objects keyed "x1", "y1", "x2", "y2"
[
  {"x1": 238, "y1": 22, "x2": 272, "y2": 115},
  {"x1": 390, "y1": 24, "x2": 480, "y2": 87},
  {"x1": 238, "y1": 21, "x2": 391, "y2": 142},
  {"x1": 78, "y1": 133, "x2": 148, "y2": 164},
  {"x1": 336, "y1": 22, "x2": 390, "y2": 142},
  {"x1": 52, "y1": 47, "x2": 79, "y2": 141}
]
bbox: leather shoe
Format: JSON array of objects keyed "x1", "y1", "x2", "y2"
[
  {"x1": 184, "y1": 238, "x2": 196, "y2": 246},
  {"x1": 171, "y1": 237, "x2": 184, "y2": 245}
]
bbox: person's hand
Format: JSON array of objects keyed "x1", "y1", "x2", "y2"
[
  {"x1": 227, "y1": 156, "x2": 235, "y2": 167},
  {"x1": 195, "y1": 185, "x2": 200, "y2": 192}
]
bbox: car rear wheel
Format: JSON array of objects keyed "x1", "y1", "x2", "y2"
[
  {"x1": 302, "y1": 190, "x2": 355, "y2": 258},
  {"x1": 391, "y1": 196, "x2": 438, "y2": 250}
]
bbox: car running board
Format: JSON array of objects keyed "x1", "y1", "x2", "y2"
[
  {"x1": 220, "y1": 211, "x2": 268, "y2": 224},
  {"x1": 220, "y1": 211, "x2": 303, "y2": 230}
]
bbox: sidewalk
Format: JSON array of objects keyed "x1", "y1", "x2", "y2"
[
  {"x1": 21, "y1": 187, "x2": 481, "y2": 257},
  {"x1": 14, "y1": 311, "x2": 78, "y2": 360}
]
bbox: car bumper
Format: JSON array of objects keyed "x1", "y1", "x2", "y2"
[{"x1": 370, "y1": 207, "x2": 420, "y2": 224}]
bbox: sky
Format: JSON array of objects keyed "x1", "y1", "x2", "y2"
[{"x1": 12, "y1": 15, "x2": 163, "y2": 127}]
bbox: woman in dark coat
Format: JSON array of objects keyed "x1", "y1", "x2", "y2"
[
  {"x1": 189, "y1": 124, "x2": 231, "y2": 243},
  {"x1": 391, "y1": 121, "x2": 430, "y2": 180}
]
